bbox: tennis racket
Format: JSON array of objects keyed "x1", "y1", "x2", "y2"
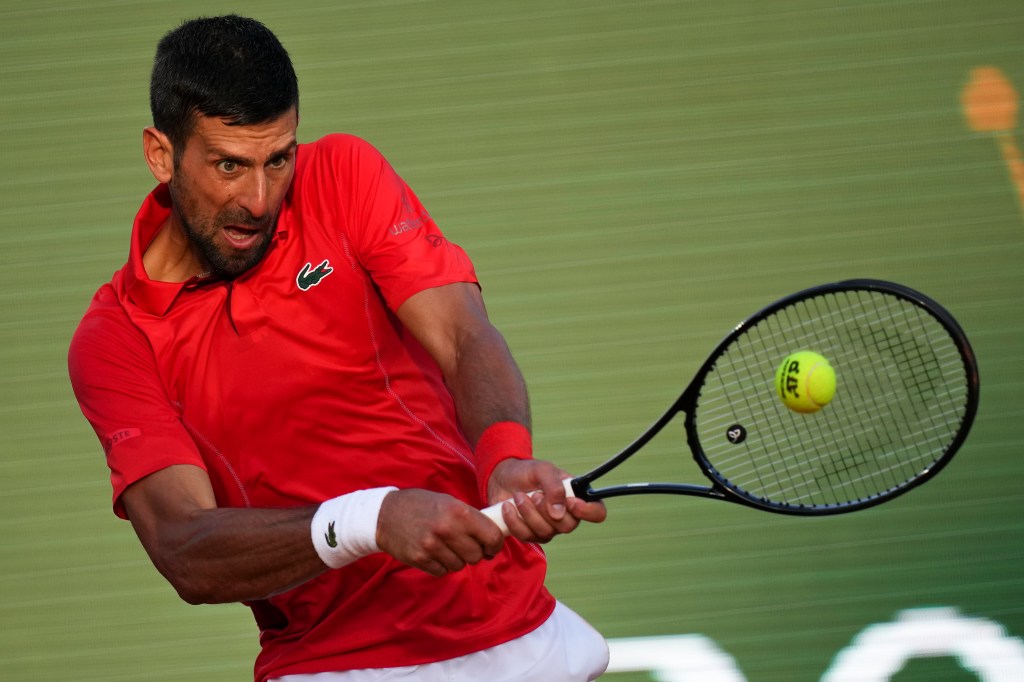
[{"x1": 483, "y1": 279, "x2": 979, "y2": 531}]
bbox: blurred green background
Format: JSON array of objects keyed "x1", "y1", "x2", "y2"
[{"x1": 2, "y1": 1, "x2": 1023, "y2": 680}]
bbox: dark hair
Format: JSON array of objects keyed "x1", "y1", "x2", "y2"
[{"x1": 150, "y1": 15, "x2": 299, "y2": 155}]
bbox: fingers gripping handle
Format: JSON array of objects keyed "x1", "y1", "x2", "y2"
[{"x1": 481, "y1": 478, "x2": 577, "y2": 535}]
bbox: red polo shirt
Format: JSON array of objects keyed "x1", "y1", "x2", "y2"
[{"x1": 68, "y1": 134, "x2": 554, "y2": 681}]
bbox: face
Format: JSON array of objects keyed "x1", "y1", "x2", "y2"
[{"x1": 167, "y1": 109, "x2": 298, "y2": 279}]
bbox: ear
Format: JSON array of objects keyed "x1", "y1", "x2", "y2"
[{"x1": 142, "y1": 127, "x2": 175, "y2": 184}]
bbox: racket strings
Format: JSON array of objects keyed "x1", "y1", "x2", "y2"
[{"x1": 693, "y1": 289, "x2": 970, "y2": 511}]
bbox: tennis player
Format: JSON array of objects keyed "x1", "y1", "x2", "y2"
[{"x1": 68, "y1": 15, "x2": 608, "y2": 682}]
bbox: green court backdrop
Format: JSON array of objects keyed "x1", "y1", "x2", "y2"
[{"x1": 2, "y1": 1, "x2": 1022, "y2": 680}]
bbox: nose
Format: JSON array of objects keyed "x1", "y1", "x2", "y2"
[{"x1": 236, "y1": 170, "x2": 269, "y2": 219}]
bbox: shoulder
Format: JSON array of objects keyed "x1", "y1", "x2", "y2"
[
  {"x1": 69, "y1": 279, "x2": 151, "y2": 379},
  {"x1": 71, "y1": 280, "x2": 125, "y2": 339},
  {"x1": 300, "y1": 133, "x2": 386, "y2": 163},
  {"x1": 291, "y1": 136, "x2": 395, "y2": 221},
  {"x1": 71, "y1": 277, "x2": 134, "y2": 336}
]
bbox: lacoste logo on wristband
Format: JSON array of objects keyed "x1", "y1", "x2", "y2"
[
  {"x1": 325, "y1": 521, "x2": 338, "y2": 548},
  {"x1": 297, "y1": 259, "x2": 334, "y2": 291}
]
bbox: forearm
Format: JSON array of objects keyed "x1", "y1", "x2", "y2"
[
  {"x1": 447, "y1": 324, "x2": 531, "y2": 445},
  {"x1": 394, "y1": 284, "x2": 606, "y2": 541},
  {"x1": 143, "y1": 505, "x2": 325, "y2": 604},
  {"x1": 394, "y1": 283, "x2": 535, "y2": 500},
  {"x1": 395, "y1": 284, "x2": 531, "y2": 445},
  {"x1": 124, "y1": 467, "x2": 323, "y2": 604}
]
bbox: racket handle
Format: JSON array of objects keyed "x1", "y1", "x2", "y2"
[{"x1": 481, "y1": 477, "x2": 577, "y2": 535}]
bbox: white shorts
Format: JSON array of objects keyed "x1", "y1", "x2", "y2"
[{"x1": 271, "y1": 601, "x2": 609, "y2": 682}]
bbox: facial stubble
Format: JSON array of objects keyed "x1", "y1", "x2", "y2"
[{"x1": 168, "y1": 176, "x2": 276, "y2": 280}]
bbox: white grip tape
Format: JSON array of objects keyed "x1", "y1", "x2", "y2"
[
  {"x1": 481, "y1": 478, "x2": 577, "y2": 536},
  {"x1": 311, "y1": 486, "x2": 397, "y2": 569}
]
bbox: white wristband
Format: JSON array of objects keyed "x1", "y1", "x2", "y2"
[{"x1": 311, "y1": 487, "x2": 397, "y2": 569}]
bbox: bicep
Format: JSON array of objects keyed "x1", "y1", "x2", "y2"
[{"x1": 396, "y1": 282, "x2": 492, "y2": 375}]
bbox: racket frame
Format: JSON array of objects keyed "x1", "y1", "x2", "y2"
[{"x1": 569, "y1": 279, "x2": 980, "y2": 515}]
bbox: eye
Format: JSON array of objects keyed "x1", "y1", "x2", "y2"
[
  {"x1": 267, "y1": 155, "x2": 290, "y2": 170},
  {"x1": 217, "y1": 159, "x2": 239, "y2": 173}
]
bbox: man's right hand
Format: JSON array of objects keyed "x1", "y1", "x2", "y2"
[{"x1": 375, "y1": 489, "x2": 505, "y2": 577}]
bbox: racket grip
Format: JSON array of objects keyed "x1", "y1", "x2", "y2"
[{"x1": 481, "y1": 477, "x2": 577, "y2": 536}]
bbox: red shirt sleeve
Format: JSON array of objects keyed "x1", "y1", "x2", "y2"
[
  {"x1": 315, "y1": 135, "x2": 478, "y2": 310},
  {"x1": 68, "y1": 283, "x2": 206, "y2": 519}
]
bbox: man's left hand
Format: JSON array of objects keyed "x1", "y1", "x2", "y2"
[{"x1": 486, "y1": 459, "x2": 607, "y2": 543}]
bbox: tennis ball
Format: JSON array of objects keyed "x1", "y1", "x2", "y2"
[{"x1": 775, "y1": 351, "x2": 836, "y2": 414}]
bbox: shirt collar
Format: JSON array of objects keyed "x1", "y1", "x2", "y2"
[
  {"x1": 122, "y1": 183, "x2": 291, "y2": 317},
  {"x1": 124, "y1": 184, "x2": 186, "y2": 317}
]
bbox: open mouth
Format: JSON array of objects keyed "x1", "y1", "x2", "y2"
[{"x1": 223, "y1": 224, "x2": 263, "y2": 250}]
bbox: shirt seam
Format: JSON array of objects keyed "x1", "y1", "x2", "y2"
[
  {"x1": 176, "y1": 402, "x2": 252, "y2": 507},
  {"x1": 338, "y1": 230, "x2": 475, "y2": 471}
]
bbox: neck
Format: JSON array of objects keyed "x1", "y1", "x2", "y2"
[{"x1": 142, "y1": 216, "x2": 208, "y2": 283}]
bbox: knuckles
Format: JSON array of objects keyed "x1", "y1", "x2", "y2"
[{"x1": 382, "y1": 488, "x2": 506, "y2": 575}]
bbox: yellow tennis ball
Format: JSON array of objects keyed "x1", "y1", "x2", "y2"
[{"x1": 775, "y1": 351, "x2": 836, "y2": 414}]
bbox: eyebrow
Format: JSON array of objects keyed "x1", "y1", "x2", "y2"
[{"x1": 208, "y1": 139, "x2": 298, "y2": 164}]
